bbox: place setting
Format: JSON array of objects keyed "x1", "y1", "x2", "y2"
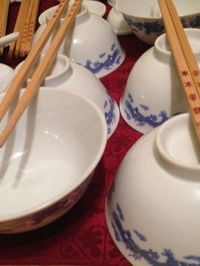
[{"x1": 0, "y1": 0, "x2": 200, "y2": 266}]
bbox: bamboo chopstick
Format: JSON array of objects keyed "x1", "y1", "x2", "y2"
[
  {"x1": 19, "y1": 0, "x2": 33, "y2": 57},
  {"x1": 23, "y1": 0, "x2": 40, "y2": 56},
  {"x1": 0, "y1": 0, "x2": 70, "y2": 124},
  {"x1": 19, "y1": 0, "x2": 40, "y2": 57},
  {"x1": 9, "y1": 0, "x2": 40, "y2": 58},
  {"x1": 14, "y1": 0, "x2": 31, "y2": 57},
  {"x1": 0, "y1": 0, "x2": 83, "y2": 147},
  {"x1": 158, "y1": 0, "x2": 200, "y2": 142},
  {"x1": 164, "y1": 0, "x2": 200, "y2": 98},
  {"x1": 0, "y1": 0, "x2": 10, "y2": 55}
]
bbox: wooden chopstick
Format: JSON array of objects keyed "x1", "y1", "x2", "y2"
[
  {"x1": 19, "y1": 0, "x2": 33, "y2": 57},
  {"x1": 0, "y1": 0, "x2": 70, "y2": 124},
  {"x1": 158, "y1": 0, "x2": 200, "y2": 142},
  {"x1": 164, "y1": 0, "x2": 200, "y2": 98},
  {"x1": 0, "y1": 0, "x2": 83, "y2": 147},
  {"x1": 23, "y1": 0, "x2": 40, "y2": 56},
  {"x1": 8, "y1": 0, "x2": 29, "y2": 58},
  {"x1": 9, "y1": 0, "x2": 40, "y2": 58},
  {"x1": 14, "y1": 0, "x2": 31, "y2": 57},
  {"x1": 0, "y1": 0, "x2": 10, "y2": 55}
]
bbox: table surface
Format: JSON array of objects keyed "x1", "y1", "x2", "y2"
[{"x1": 0, "y1": 1, "x2": 151, "y2": 265}]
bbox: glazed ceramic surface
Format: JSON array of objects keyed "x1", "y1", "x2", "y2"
[
  {"x1": 120, "y1": 28, "x2": 200, "y2": 134},
  {"x1": 108, "y1": 0, "x2": 116, "y2": 7},
  {"x1": 34, "y1": 3, "x2": 125, "y2": 78},
  {"x1": 15, "y1": 54, "x2": 120, "y2": 138},
  {"x1": 85, "y1": 0, "x2": 106, "y2": 17},
  {"x1": 107, "y1": 6, "x2": 132, "y2": 36},
  {"x1": 0, "y1": 63, "x2": 14, "y2": 93},
  {"x1": 106, "y1": 113, "x2": 200, "y2": 266},
  {"x1": 38, "y1": 0, "x2": 106, "y2": 24},
  {"x1": 0, "y1": 87, "x2": 107, "y2": 233},
  {"x1": 0, "y1": 32, "x2": 19, "y2": 48},
  {"x1": 116, "y1": 0, "x2": 200, "y2": 44}
]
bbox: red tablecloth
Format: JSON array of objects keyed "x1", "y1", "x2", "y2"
[{"x1": 0, "y1": 1, "x2": 150, "y2": 265}]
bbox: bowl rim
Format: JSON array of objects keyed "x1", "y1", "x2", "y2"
[
  {"x1": 156, "y1": 113, "x2": 200, "y2": 171},
  {"x1": 0, "y1": 87, "x2": 107, "y2": 223},
  {"x1": 116, "y1": 0, "x2": 200, "y2": 20}
]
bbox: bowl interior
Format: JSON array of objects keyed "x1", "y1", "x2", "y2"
[
  {"x1": 0, "y1": 88, "x2": 107, "y2": 221},
  {"x1": 116, "y1": 0, "x2": 200, "y2": 19}
]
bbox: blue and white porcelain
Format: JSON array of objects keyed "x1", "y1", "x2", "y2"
[
  {"x1": 0, "y1": 88, "x2": 107, "y2": 233},
  {"x1": 120, "y1": 28, "x2": 200, "y2": 134},
  {"x1": 116, "y1": 0, "x2": 200, "y2": 45},
  {"x1": 34, "y1": 3, "x2": 125, "y2": 78},
  {"x1": 106, "y1": 113, "x2": 200, "y2": 266},
  {"x1": 16, "y1": 54, "x2": 120, "y2": 138}
]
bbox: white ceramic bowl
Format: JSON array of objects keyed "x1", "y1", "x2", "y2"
[
  {"x1": 85, "y1": 0, "x2": 106, "y2": 17},
  {"x1": 0, "y1": 63, "x2": 14, "y2": 93},
  {"x1": 116, "y1": 0, "x2": 200, "y2": 44},
  {"x1": 120, "y1": 28, "x2": 200, "y2": 134},
  {"x1": 0, "y1": 87, "x2": 107, "y2": 233},
  {"x1": 38, "y1": 0, "x2": 106, "y2": 24},
  {"x1": 15, "y1": 54, "x2": 120, "y2": 138},
  {"x1": 107, "y1": 6, "x2": 132, "y2": 36},
  {"x1": 34, "y1": 3, "x2": 125, "y2": 78},
  {"x1": 106, "y1": 113, "x2": 200, "y2": 266}
]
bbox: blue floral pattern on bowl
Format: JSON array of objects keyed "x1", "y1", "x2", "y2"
[
  {"x1": 83, "y1": 43, "x2": 123, "y2": 76},
  {"x1": 107, "y1": 184, "x2": 200, "y2": 266},
  {"x1": 124, "y1": 15, "x2": 200, "y2": 44},
  {"x1": 104, "y1": 97, "x2": 118, "y2": 136},
  {"x1": 0, "y1": 174, "x2": 93, "y2": 233},
  {"x1": 122, "y1": 93, "x2": 168, "y2": 129}
]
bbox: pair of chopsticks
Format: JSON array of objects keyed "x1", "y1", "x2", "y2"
[
  {"x1": 158, "y1": 0, "x2": 200, "y2": 142},
  {"x1": 0, "y1": 0, "x2": 10, "y2": 55},
  {"x1": 8, "y1": 0, "x2": 40, "y2": 58},
  {"x1": 0, "y1": 0, "x2": 83, "y2": 147}
]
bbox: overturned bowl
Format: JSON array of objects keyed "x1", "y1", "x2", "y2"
[
  {"x1": 120, "y1": 28, "x2": 200, "y2": 134},
  {"x1": 34, "y1": 3, "x2": 125, "y2": 78},
  {"x1": 116, "y1": 0, "x2": 200, "y2": 44},
  {"x1": 15, "y1": 54, "x2": 120, "y2": 138},
  {"x1": 38, "y1": 0, "x2": 106, "y2": 24},
  {"x1": 106, "y1": 113, "x2": 200, "y2": 266},
  {"x1": 0, "y1": 87, "x2": 107, "y2": 233}
]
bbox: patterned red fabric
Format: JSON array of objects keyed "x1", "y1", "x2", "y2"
[{"x1": 0, "y1": 1, "x2": 150, "y2": 265}]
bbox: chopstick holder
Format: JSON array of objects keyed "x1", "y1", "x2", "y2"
[
  {"x1": 0, "y1": 0, "x2": 83, "y2": 147},
  {"x1": 158, "y1": 0, "x2": 200, "y2": 142}
]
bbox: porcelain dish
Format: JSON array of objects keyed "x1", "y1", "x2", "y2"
[
  {"x1": 106, "y1": 113, "x2": 200, "y2": 266},
  {"x1": 116, "y1": 0, "x2": 200, "y2": 44},
  {"x1": 120, "y1": 28, "x2": 200, "y2": 134},
  {"x1": 0, "y1": 87, "x2": 107, "y2": 233},
  {"x1": 15, "y1": 54, "x2": 120, "y2": 138},
  {"x1": 34, "y1": 3, "x2": 125, "y2": 78}
]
